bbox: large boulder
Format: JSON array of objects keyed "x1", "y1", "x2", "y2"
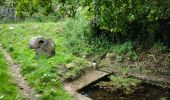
[
  {"x1": 37, "y1": 39, "x2": 55, "y2": 57},
  {"x1": 29, "y1": 36, "x2": 46, "y2": 49},
  {"x1": 29, "y1": 36, "x2": 55, "y2": 57}
]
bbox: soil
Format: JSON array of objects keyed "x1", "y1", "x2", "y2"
[{"x1": 0, "y1": 44, "x2": 39, "y2": 100}]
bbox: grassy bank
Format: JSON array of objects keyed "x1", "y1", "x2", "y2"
[{"x1": 0, "y1": 22, "x2": 75, "y2": 99}]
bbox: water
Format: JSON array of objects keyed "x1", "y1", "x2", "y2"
[{"x1": 79, "y1": 82, "x2": 170, "y2": 100}]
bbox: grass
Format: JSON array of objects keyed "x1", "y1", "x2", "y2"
[
  {"x1": 0, "y1": 19, "x2": 140, "y2": 99},
  {"x1": 0, "y1": 17, "x2": 142, "y2": 99},
  {"x1": 0, "y1": 22, "x2": 76, "y2": 99},
  {"x1": 0, "y1": 48, "x2": 23, "y2": 100}
]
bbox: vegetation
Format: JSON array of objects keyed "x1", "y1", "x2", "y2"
[
  {"x1": 15, "y1": 0, "x2": 53, "y2": 18},
  {"x1": 0, "y1": 22, "x2": 74, "y2": 99},
  {"x1": 112, "y1": 75, "x2": 141, "y2": 93},
  {"x1": 0, "y1": 0, "x2": 170, "y2": 99},
  {"x1": 0, "y1": 48, "x2": 23, "y2": 100},
  {"x1": 97, "y1": 66, "x2": 141, "y2": 94}
]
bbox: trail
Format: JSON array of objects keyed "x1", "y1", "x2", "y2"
[{"x1": 0, "y1": 44, "x2": 38, "y2": 100}]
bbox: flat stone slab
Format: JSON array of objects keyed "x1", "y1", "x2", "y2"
[
  {"x1": 64, "y1": 70, "x2": 110, "y2": 100},
  {"x1": 64, "y1": 70, "x2": 109, "y2": 92}
]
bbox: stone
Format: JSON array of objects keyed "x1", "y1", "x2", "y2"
[
  {"x1": 105, "y1": 53, "x2": 117, "y2": 63},
  {"x1": 9, "y1": 26, "x2": 15, "y2": 30},
  {"x1": 65, "y1": 63, "x2": 74, "y2": 69},
  {"x1": 29, "y1": 36, "x2": 46, "y2": 49},
  {"x1": 37, "y1": 39, "x2": 55, "y2": 57},
  {"x1": 29, "y1": 36, "x2": 55, "y2": 57}
]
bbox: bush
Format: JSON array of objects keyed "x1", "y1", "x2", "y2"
[
  {"x1": 16, "y1": 0, "x2": 53, "y2": 18},
  {"x1": 83, "y1": 0, "x2": 170, "y2": 45},
  {"x1": 61, "y1": 17, "x2": 139, "y2": 57},
  {"x1": 61, "y1": 17, "x2": 91, "y2": 56}
]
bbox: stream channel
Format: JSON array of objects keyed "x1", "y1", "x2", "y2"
[{"x1": 78, "y1": 76, "x2": 170, "y2": 100}]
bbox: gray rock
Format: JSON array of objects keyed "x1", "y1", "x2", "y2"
[
  {"x1": 29, "y1": 36, "x2": 46, "y2": 49},
  {"x1": 37, "y1": 39, "x2": 55, "y2": 57},
  {"x1": 105, "y1": 53, "x2": 116, "y2": 62},
  {"x1": 29, "y1": 36, "x2": 55, "y2": 57}
]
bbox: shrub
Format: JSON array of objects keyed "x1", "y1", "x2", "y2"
[
  {"x1": 61, "y1": 17, "x2": 91, "y2": 56},
  {"x1": 82, "y1": 0, "x2": 170, "y2": 45}
]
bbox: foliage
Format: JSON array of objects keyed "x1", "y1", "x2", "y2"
[
  {"x1": 112, "y1": 42, "x2": 138, "y2": 61},
  {"x1": 0, "y1": 0, "x2": 5, "y2": 6},
  {"x1": 0, "y1": 0, "x2": 15, "y2": 7},
  {"x1": 55, "y1": 0, "x2": 81, "y2": 17},
  {"x1": 16, "y1": 0, "x2": 53, "y2": 18},
  {"x1": 84, "y1": 0, "x2": 170, "y2": 32},
  {"x1": 81, "y1": 0, "x2": 170, "y2": 45},
  {"x1": 97, "y1": 75, "x2": 141, "y2": 94},
  {"x1": 109, "y1": 75, "x2": 141, "y2": 93},
  {"x1": 61, "y1": 17, "x2": 112, "y2": 56},
  {"x1": 0, "y1": 48, "x2": 23, "y2": 100},
  {"x1": 13, "y1": 0, "x2": 170, "y2": 46},
  {"x1": 61, "y1": 17, "x2": 139, "y2": 59},
  {"x1": 61, "y1": 17, "x2": 91, "y2": 56}
]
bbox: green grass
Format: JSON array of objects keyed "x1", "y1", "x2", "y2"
[
  {"x1": 0, "y1": 22, "x2": 75, "y2": 99},
  {"x1": 0, "y1": 48, "x2": 23, "y2": 100},
  {"x1": 0, "y1": 17, "x2": 139, "y2": 99}
]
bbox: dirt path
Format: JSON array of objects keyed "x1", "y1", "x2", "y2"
[{"x1": 0, "y1": 44, "x2": 38, "y2": 100}]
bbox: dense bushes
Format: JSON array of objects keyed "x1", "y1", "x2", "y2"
[
  {"x1": 83, "y1": 0, "x2": 170, "y2": 45},
  {"x1": 16, "y1": 0, "x2": 53, "y2": 18},
  {"x1": 61, "y1": 17, "x2": 137, "y2": 57},
  {"x1": 7, "y1": 0, "x2": 170, "y2": 46},
  {"x1": 93, "y1": 0, "x2": 170, "y2": 32}
]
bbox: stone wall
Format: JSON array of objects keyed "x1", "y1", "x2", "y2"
[{"x1": 0, "y1": 6, "x2": 15, "y2": 20}]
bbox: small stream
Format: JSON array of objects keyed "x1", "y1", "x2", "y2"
[{"x1": 79, "y1": 79, "x2": 170, "y2": 100}]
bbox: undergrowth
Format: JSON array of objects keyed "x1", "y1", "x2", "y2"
[
  {"x1": 0, "y1": 16, "x2": 169, "y2": 99},
  {"x1": 61, "y1": 17, "x2": 138, "y2": 59}
]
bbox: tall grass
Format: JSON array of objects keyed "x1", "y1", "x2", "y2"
[{"x1": 61, "y1": 17, "x2": 138, "y2": 58}]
